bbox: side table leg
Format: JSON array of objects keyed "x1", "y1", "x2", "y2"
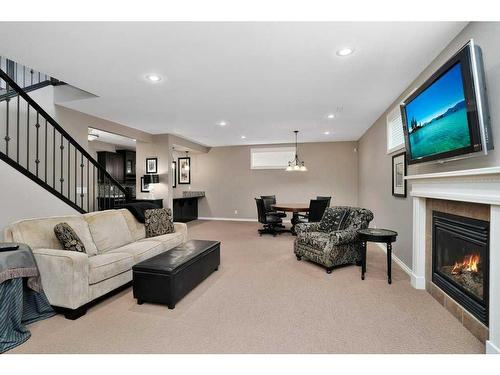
[
  {"x1": 387, "y1": 242, "x2": 392, "y2": 284},
  {"x1": 361, "y1": 241, "x2": 367, "y2": 280}
]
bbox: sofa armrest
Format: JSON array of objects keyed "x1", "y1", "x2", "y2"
[
  {"x1": 295, "y1": 222, "x2": 320, "y2": 235},
  {"x1": 174, "y1": 222, "x2": 188, "y2": 242},
  {"x1": 329, "y1": 229, "x2": 359, "y2": 246},
  {"x1": 33, "y1": 248, "x2": 90, "y2": 309}
]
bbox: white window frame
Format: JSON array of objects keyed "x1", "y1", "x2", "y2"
[
  {"x1": 250, "y1": 147, "x2": 295, "y2": 170},
  {"x1": 386, "y1": 104, "x2": 406, "y2": 154}
]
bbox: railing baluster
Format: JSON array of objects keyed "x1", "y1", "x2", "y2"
[
  {"x1": 80, "y1": 153, "x2": 84, "y2": 209},
  {"x1": 16, "y1": 95, "x2": 19, "y2": 162},
  {"x1": 44, "y1": 119, "x2": 48, "y2": 183},
  {"x1": 30, "y1": 69, "x2": 33, "y2": 86},
  {"x1": 93, "y1": 165, "x2": 96, "y2": 212},
  {"x1": 87, "y1": 159, "x2": 90, "y2": 211},
  {"x1": 4, "y1": 83, "x2": 9, "y2": 156},
  {"x1": 53, "y1": 127, "x2": 56, "y2": 188},
  {"x1": 35, "y1": 112, "x2": 40, "y2": 177},
  {"x1": 67, "y1": 141, "x2": 70, "y2": 199},
  {"x1": 26, "y1": 103, "x2": 30, "y2": 171},
  {"x1": 74, "y1": 147, "x2": 77, "y2": 204},
  {"x1": 23, "y1": 66, "x2": 25, "y2": 88},
  {"x1": 60, "y1": 133, "x2": 64, "y2": 193}
]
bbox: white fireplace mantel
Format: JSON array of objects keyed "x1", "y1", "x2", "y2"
[{"x1": 406, "y1": 167, "x2": 500, "y2": 354}]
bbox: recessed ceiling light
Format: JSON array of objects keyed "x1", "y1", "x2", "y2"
[
  {"x1": 146, "y1": 74, "x2": 162, "y2": 82},
  {"x1": 323, "y1": 131, "x2": 330, "y2": 135},
  {"x1": 241, "y1": 135, "x2": 247, "y2": 139},
  {"x1": 218, "y1": 121, "x2": 228, "y2": 127},
  {"x1": 327, "y1": 114, "x2": 335, "y2": 119},
  {"x1": 336, "y1": 48, "x2": 354, "y2": 56}
]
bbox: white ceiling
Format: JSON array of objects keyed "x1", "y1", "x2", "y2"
[{"x1": 0, "y1": 22, "x2": 466, "y2": 147}]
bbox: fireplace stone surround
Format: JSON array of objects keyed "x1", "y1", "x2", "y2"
[{"x1": 406, "y1": 166, "x2": 500, "y2": 354}]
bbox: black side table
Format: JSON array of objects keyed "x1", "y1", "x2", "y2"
[{"x1": 357, "y1": 228, "x2": 398, "y2": 284}]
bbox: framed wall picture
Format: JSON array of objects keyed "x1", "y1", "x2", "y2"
[
  {"x1": 140, "y1": 177, "x2": 150, "y2": 193},
  {"x1": 392, "y1": 151, "x2": 407, "y2": 198},
  {"x1": 172, "y1": 161, "x2": 177, "y2": 188},
  {"x1": 178, "y1": 157, "x2": 191, "y2": 184},
  {"x1": 146, "y1": 157, "x2": 158, "y2": 174}
]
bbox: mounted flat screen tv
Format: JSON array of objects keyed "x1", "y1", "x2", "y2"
[{"x1": 401, "y1": 40, "x2": 492, "y2": 165}]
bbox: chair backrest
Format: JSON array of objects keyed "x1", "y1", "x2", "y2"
[
  {"x1": 308, "y1": 199, "x2": 329, "y2": 222},
  {"x1": 260, "y1": 195, "x2": 276, "y2": 213},
  {"x1": 316, "y1": 196, "x2": 332, "y2": 207},
  {"x1": 255, "y1": 198, "x2": 268, "y2": 224}
]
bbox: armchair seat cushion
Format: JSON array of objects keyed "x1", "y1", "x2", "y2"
[
  {"x1": 89, "y1": 252, "x2": 134, "y2": 285},
  {"x1": 299, "y1": 232, "x2": 330, "y2": 249}
]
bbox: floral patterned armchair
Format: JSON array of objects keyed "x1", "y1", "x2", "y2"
[{"x1": 294, "y1": 206, "x2": 374, "y2": 273}]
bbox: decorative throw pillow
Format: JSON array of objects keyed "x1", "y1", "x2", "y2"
[
  {"x1": 145, "y1": 208, "x2": 175, "y2": 238},
  {"x1": 318, "y1": 208, "x2": 349, "y2": 233},
  {"x1": 54, "y1": 222, "x2": 87, "y2": 253}
]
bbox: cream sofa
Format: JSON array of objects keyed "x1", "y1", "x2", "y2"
[{"x1": 4, "y1": 208, "x2": 187, "y2": 319}]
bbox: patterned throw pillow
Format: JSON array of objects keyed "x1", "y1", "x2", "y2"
[
  {"x1": 318, "y1": 208, "x2": 349, "y2": 233},
  {"x1": 145, "y1": 208, "x2": 175, "y2": 238},
  {"x1": 54, "y1": 222, "x2": 86, "y2": 253}
]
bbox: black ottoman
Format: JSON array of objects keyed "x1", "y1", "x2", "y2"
[{"x1": 132, "y1": 240, "x2": 220, "y2": 309}]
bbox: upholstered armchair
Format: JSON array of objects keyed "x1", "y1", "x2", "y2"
[{"x1": 294, "y1": 206, "x2": 374, "y2": 273}]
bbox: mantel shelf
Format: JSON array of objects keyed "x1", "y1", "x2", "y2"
[{"x1": 405, "y1": 166, "x2": 500, "y2": 181}]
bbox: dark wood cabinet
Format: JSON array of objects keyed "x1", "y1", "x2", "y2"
[
  {"x1": 97, "y1": 151, "x2": 124, "y2": 182},
  {"x1": 173, "y1": 197, "x2": 200, "y2": 222}
]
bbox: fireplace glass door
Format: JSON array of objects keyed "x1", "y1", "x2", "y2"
[{"x1": 432, "y1": 211, "x2": 489, "y2": 325}]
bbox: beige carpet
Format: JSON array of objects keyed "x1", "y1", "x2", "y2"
[{"x1": 12, "y1": 220, "x2": 484, "y2": 354}]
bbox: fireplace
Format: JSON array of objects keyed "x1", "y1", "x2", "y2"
[{"x1": 432, "y1": 211, "x2": 489, "y2": 326}]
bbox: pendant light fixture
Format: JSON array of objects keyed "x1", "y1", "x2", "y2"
[
  {"x1": 286, "y1": 130, "x2": 307, "y2": 172},
  {"x1": 184, "y1": 151, "x2": 190, "y2": 171}
]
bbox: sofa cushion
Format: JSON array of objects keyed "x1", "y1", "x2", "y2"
[
  {"x1": 141, "y1": 231, "x2": 184, "y2": 247},
  {"x1": 318, "y1": 207, "x2": 349, "y2": 233},
  {"x1": 7, "y1": 216, "x2": 98, "y2": 256},
  {"x1": 118, "y1": 209, "x2": 146, "y2": 241},
  {"x1": 84, "y1": 210, "x2": 133, "y2": 253},
  {"x1": 54, "y1": 222, "x2": 87, "y2": 253},
  {"x1": 88, "y1": 252, "x2": 134, "y2": 285},
  {"x1": 108, "y1": 240, "x2": 165, "y2": 263},
  {"x1": 145, "y1": 208, "x2": 175, "y2": 238}
]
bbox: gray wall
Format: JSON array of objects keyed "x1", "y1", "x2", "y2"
[
  {"x1": 176, "y1": 141, "x2": 359, "y2": 219},
  {"x1": 358, "y1": 22, "x2": 500, "y2": 268}
]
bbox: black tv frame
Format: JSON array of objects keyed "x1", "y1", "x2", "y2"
[{"x1": 401, "y1": 41, "x2": 486, "y2": 165}]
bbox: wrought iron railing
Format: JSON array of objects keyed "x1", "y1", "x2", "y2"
[{"x1": 0, "y1": 66, "x2": 128, "y2": 213}]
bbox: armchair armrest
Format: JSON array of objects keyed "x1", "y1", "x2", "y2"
[
  {"x1": 329, "y1": 229, "x2": 359, "y2": 246},
  {"x1": 174, "y1": 222, "x2": 188, "y2": 242},
  {"x1": 32, "y1": 248, "x2": 90, "y2": 309},
  {"x1": 295, "y1": 222, "x2": 320, "y2": 235}
]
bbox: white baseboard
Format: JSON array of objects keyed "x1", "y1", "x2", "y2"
[
  {"x1": 375, "y1": 243, "x2": 412, "y2": 277},
  {"x1": 486, "y1": 340, "x2": 500, "y2": 354},
  {"x1": 198, "y1": 217, "x2": 257, "y2": 222},
  {"x1": 197, "y1": 217, "x2": 292, "y2": 223}
]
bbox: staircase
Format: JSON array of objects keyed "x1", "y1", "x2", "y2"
[{"x1": 0, "y1": 59, "x2": 129, "y2": 213}]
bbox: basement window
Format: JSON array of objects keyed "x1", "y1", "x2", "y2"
[
  {"x1": 386, "y1": 104, "x2": 405, "y2": 154},
  {"x1": 250, "y1": 147, "x2": 295, "y2": 170}
]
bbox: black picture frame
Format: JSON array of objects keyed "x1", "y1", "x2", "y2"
[
  {"x1": 392, "y1": 151, "x2": 407, "y2": 198},
  {"x1": 178, "y1": 157, "x2": 191, "y2": 184},
  {"x1": 172, "y1": 161, "x2": 177, "y2": 188},
  {"x1": 140, "y1": 177, "x2": 150, "y2": 193},
  {"x1": 146, "y1": 157, "x2": 158, "y2": 174}
]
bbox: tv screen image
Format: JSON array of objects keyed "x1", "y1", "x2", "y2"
[{"x1": 405, "y1": 63, "x2": 471, "y2": 160}]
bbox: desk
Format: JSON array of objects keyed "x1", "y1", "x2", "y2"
[{"x1": 271, "y1": 203, "x2": 309, "y2": 234}]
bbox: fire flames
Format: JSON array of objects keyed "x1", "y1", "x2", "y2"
[{"x1": 451, "y1": 253, "x2": 480, "y2": 275}]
